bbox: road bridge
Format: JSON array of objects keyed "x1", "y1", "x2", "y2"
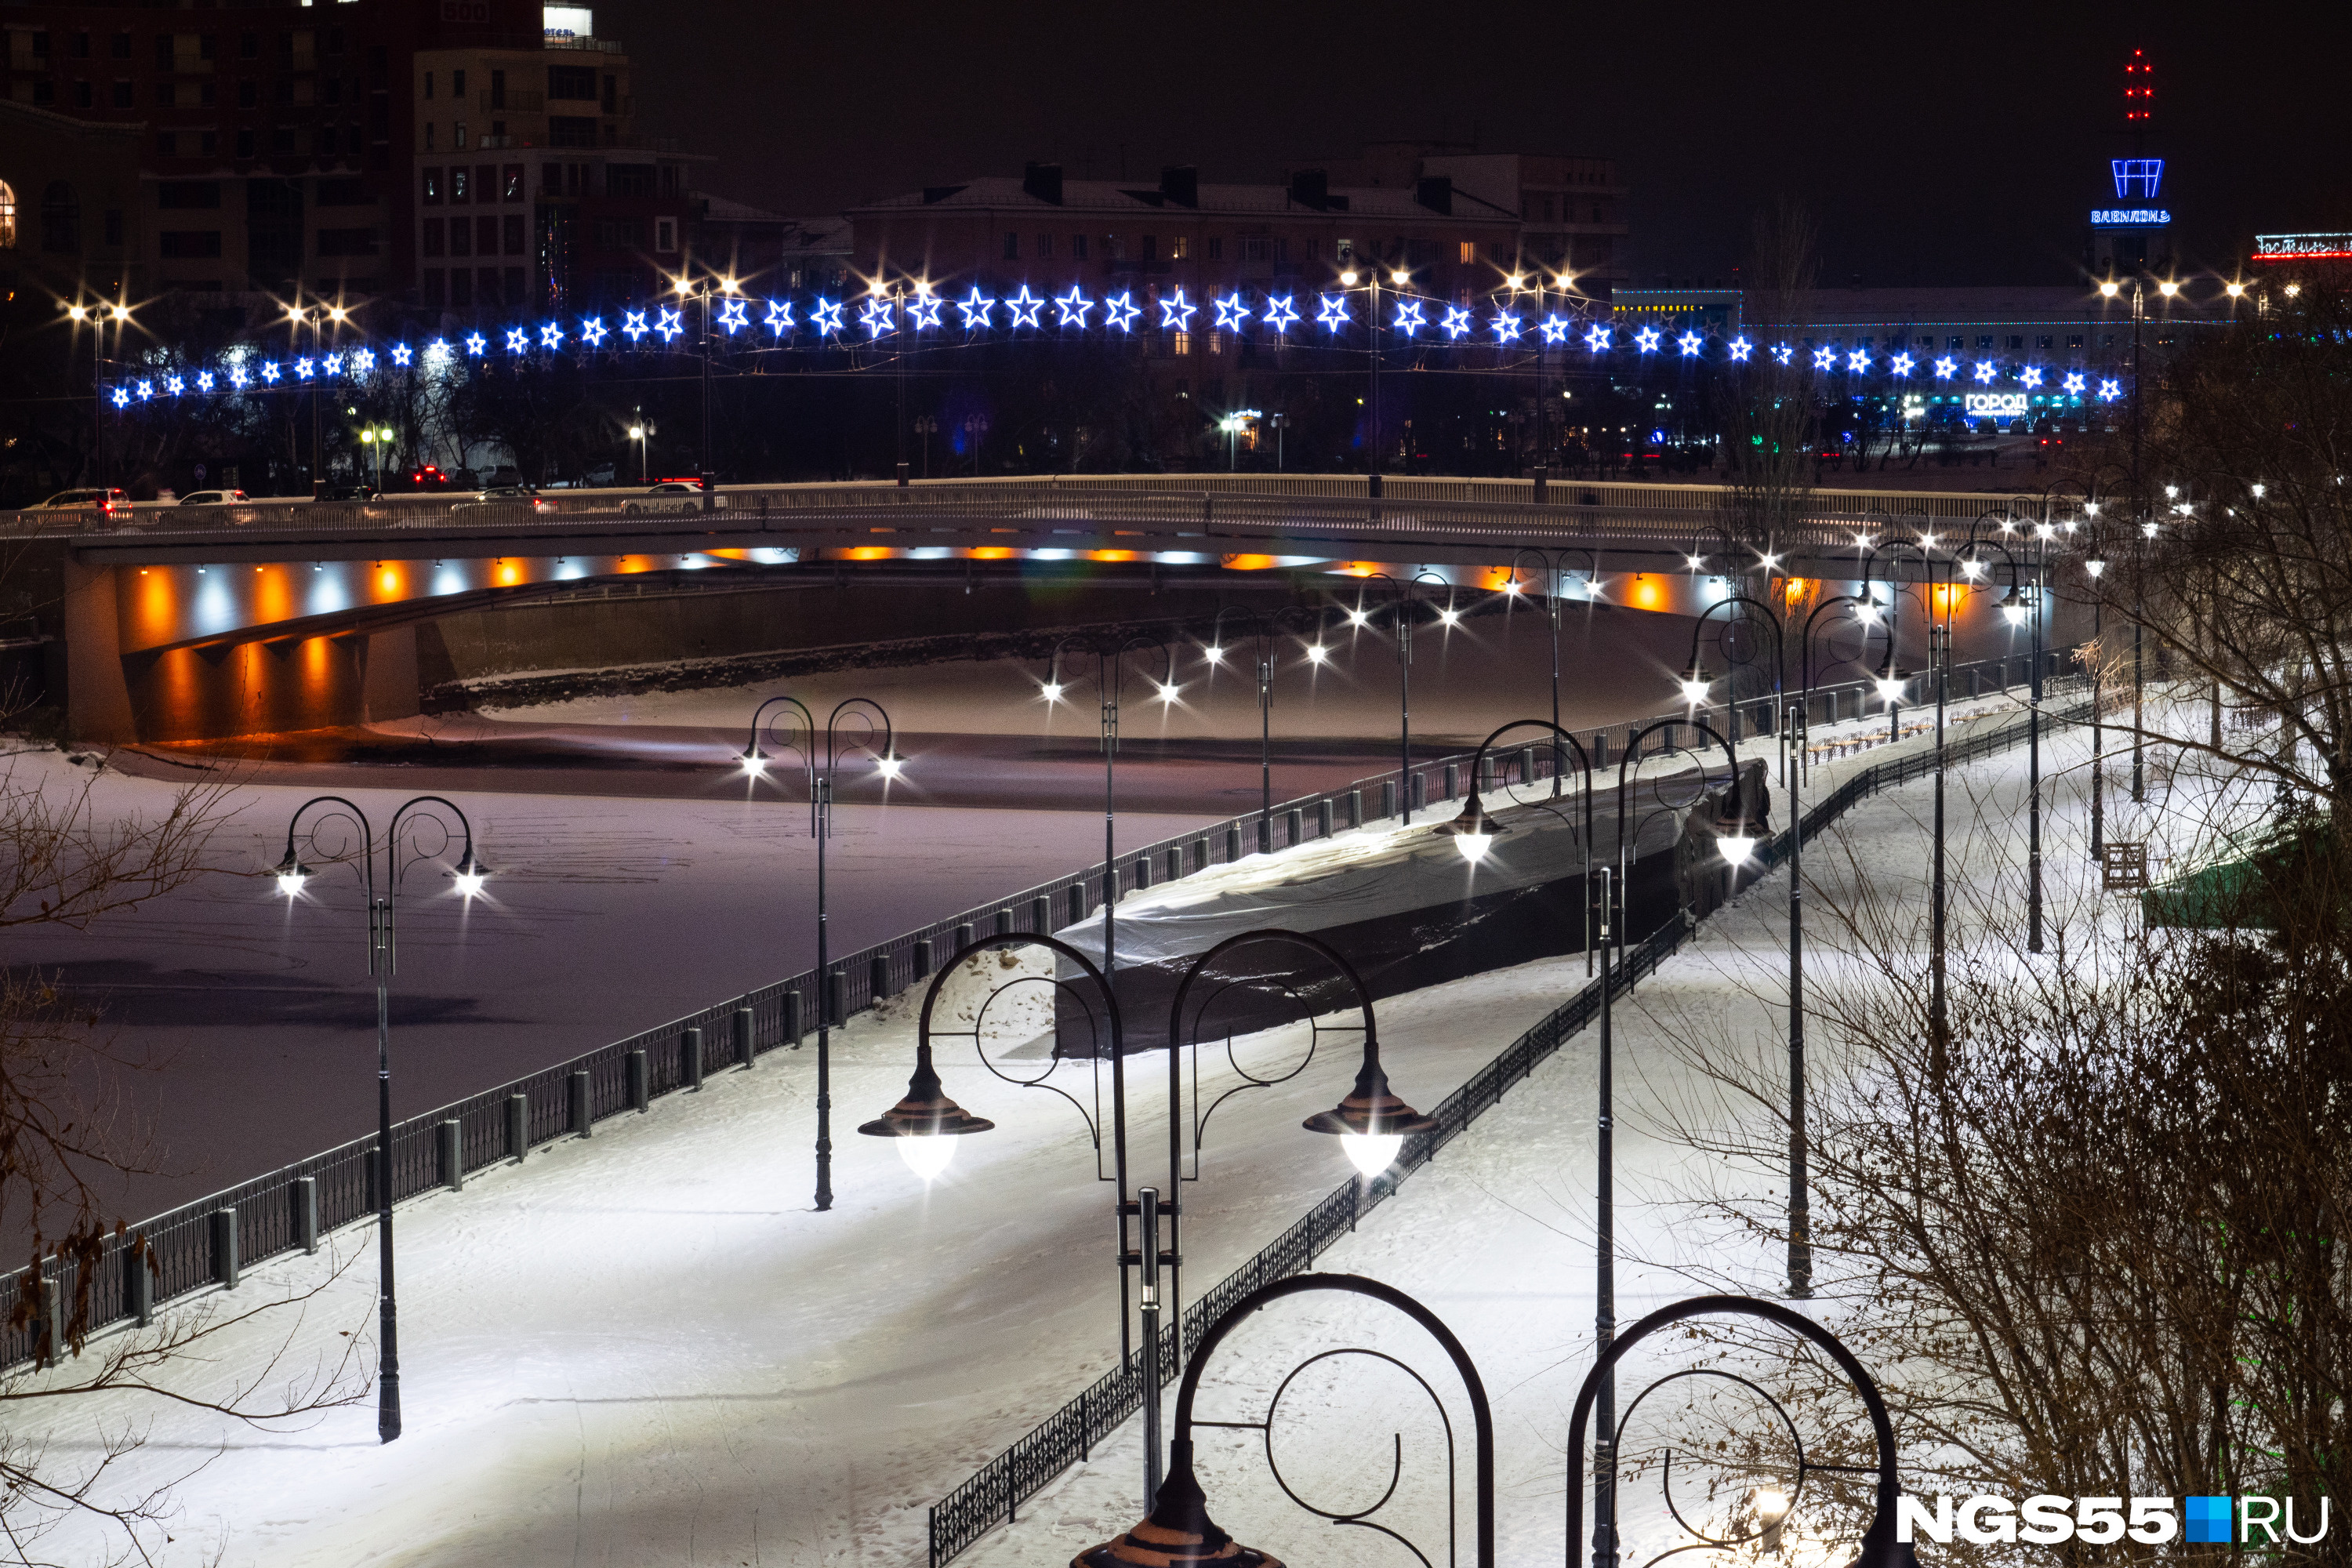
[{"x1": 5, "y1": 474, "x2": 2074, "y2": 742}]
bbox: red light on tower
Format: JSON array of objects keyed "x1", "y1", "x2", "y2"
[{"x1": 2124, "y1": 47, "x2": 2154, "y2": 123}]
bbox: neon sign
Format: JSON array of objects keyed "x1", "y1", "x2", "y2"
[
  {"x1": 2092, "y1": 208, "x2": 2170, "y2": 227},
  {"x1": 1964, "y1": 393, "x2": 2028, "y2": 418}
]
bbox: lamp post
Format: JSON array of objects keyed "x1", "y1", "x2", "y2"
[
  {"x1": 2084, "y1": 501, "x2": 2108, "y2": 858},
  {"x1": 737, "y1": 694, "x2": 905, "y2": 1211},
  {"x1": 1349, "y1": 572, "x2": 1425, "y2": 823},
  {"x1": 962, "y1": 412, "x2": 990, "y2": 477},
  {"x1": 358, "y1": 425, "x2": 396, "y2": 492},
  {"x1": 272, "y1": 794, "x2": 490, "y2": 1443},
  {"x1": 627, "y1": 416, "x2": 651, "y2": 484},
  {"x1": 913, "y1": 413, "x2": 938, "y2": 479},
  {"x1": 673, "y1": 268, "x2": 739, "y2": 510},
  {"x1": 1205, "y1": 605, "x2": 1324, "y2": 853},
  {"x1": 863, "y1": 928, "x2": 1442, "y2": 1511},
  {"x1": 1509, "y1": 547, "x2": 1599, "y2": 796},
  {"x1": 2102, "y1": 276, "x2": 2150, "y2": 804},
  {"x1": 1044, "y1": 634, "x2": 1178, "y2": 995},
  {"x1": 1341, "y1": 262, "x2": 1409, "y2": 493},
  {"x1": 285, "y1": 298, "x2": 347, "y2": 499},
  {"x1": 65, "y1": 299, "x2": 133, "y2": 490}
]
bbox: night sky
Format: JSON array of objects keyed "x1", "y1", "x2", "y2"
[{"x1": 603, "y1": 0, "x2": 2344, "y2": 289}]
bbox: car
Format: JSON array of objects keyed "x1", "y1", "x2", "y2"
[
  {"x1": 34, "y1": 487, "x2": 129, "y2": 515},
  {"x1": 176, "y1": 489, "x2": 250, "y2": 505},
  {"x1": 452, "y1": 485, "x2": 552, "y2": 514},
  {"x1": 314, "y1": 485, "x2": 379, "y2": 503},
  {"x1": 619, "y1": 480, "x2": 715, "y2": 515},
  {"x1": 408, "y1": 464, "x2": 478, "y2": 492}
]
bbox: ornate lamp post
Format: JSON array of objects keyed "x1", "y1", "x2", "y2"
[
  {"x1": 736, "y1": 694, "x2": 904, "y2": 1211},
  {"x1": 273, "y1": 794, "x2": 490, "y2": 1443},
  {"x1": 1508, "y1": 546, "x2": 1599, "y2": 792},
  {"x1": 1204, "y1": 606, "x2": 1327, "y2": 852}
]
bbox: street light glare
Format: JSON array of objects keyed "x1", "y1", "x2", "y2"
[
  {"x1": 1040, "y1": 681, "x2": 1064, "y2": 703},
  {"x1": 740, "y1": 750, "x2": 768, "y2": 775},
  {"x1": 1347, "y1": 608, "x2": 1370, "y2": 627},
  {"x1": 2158, "y1": 280, "x2": 2180, "y2": 297},
  {"x1": 1305, "y1": 643, "x2": 1329, "y2": 664},
  {"x1": 1202, "y1": 644, "x2": 1224, "y2": 663},
  {"x1": 1717, "y1": 832, "x2": 1757, "y2": 866},
  {"x1": 895, "y1": 1132, "x2": 957, "y2": 1181},
  {"x1": 1155, "y1": 681, "x2": 1181, "y2": 703},
  {"x1": 2087, "y1": 560, "x2": 2107, "y2": 578},
  {"x1": 1875, "y1": 675, "x2": 1905, "y2": 702},
  {"x1": 2100, "y1": 281, "x2": 2122, "y2": 298},
  {"x1": 1338, "y1": 269, "x2": 1359, "y2": 286},
  {"x1": 1680, "y1": 676, "x2": 1711, "y2": 706},
  {"x1": 628, "y1": 425, "x2": 645, "y2": 439},
  {"x1": 276, "y1": 869, "x2": 308, "y2": 898},
  {"x1": 875, "y1": 754, "x2": 906, "y2": 782},
  {"x1": 1454, "y1": 830, "x2": 1494, "y2": 863},
  {"x1": 1340, "y1": 1131, "x2": 1404, "y2": 1179},
  {"x1": 1390, "y1": 270, "x2": 1411, "y2": 285},
  {"x1": 452, "y1": 857, "x2": 489, "y2": 898},
  {"x1": 1437, "y1": 608, "x2": 1461, "y2": 627}
]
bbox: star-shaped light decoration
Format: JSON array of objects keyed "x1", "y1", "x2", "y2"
[
  {"x1": 539, "y1": 321, "x2": 565, "y2": 350},
  {"x1": 1973, "y1": 360, "x2": 1998, "y2": 383},
  {"x1": 1053, "y1": 287, "x2": 1093, "y2": 328},
  {"x1": 110, "y1": 386, "x2": 131, "y2": 408},
  {"x1": 1443, "y1": 307, "x2": 1475, "y2": 340},
  {"x1": 323, "y1": 353, "x2": 344, "y2": 376},
  {"x1": 1491, "y1": 310, "x2": 1523, "y2": 341},
  {"x1": 1810, "y1": 347, "x2": 1836, "y2": 370},
  {"x1": 1848, "y1": 349, "x2": 1870, "y2": 372},
  {"x1": 653, "y1": 309, "x2": 684, "y2": 343},
  {"x1": 1771, "y1": 343, "x2": 1795, "y2": 365},
  {"x1": 464, "y1": 332, "x2": 488, "y2": 355},
  {"x1": 2062, "y1": 371, "x2": 2086, "y2": 394},
  {"x1": 197, "y1": 370, "x2": 216, "y2": 391},
  {"x1": 1214, "y1": 292, "x2": 1252, "y2": 332},
  {"x1": 716, "y1": 298, "x2": 749, "y2": 334},
  {"x1": 2098, "y1": 379, "x2": 2122, "y2": 401},
  {"x1": 165, "y1": 375, "x2": 186, "y2": 395},
  {"x1": 580, "y1": 318, "x2": 608, "y2": 347},
  {"x1": 1316, "y1": 294, "x2": 1351, "y2": 332},
  {"x1": 956, "y1": 288, "x2": 996, "y2": 331},
  {"x1": 390, "y1": 343, "x2": 414, "y2": 366},
  {"x1": 1635, "y1": 326, "x2": 1663, "y2": 353},
  {"x1": 767, "y1": 299, "x2": 798, "y2": 335},
  {"x1": 1395, "y1": 299, "x2": 1428, "y2": 336},
  {"x1": 294, "y1": 358, "x2": 315, "y2": 380},
  {"x1": 1890, "y1": 352, "x2": 1915, "y2": 376},
  {"x1": 1679, "y1": 331, "x2": 1705, "y2": 356},
  {"x1": 858, "y1": 298, "x2": 895, "y2": 336},
  {"x1": 1933, "y1": 356, "x2": 1957, "y2": 379},
  {"x1": 1539, "y1": 313, "x2": 1570, "y2": 344},
  {"x1": 1261, "y1": 295, "x2": 1299, "y2": 333},
  {"x1": 503, "y1": 327, "x2": 529, "y2": 354},
  {"x1": 1156, "y1": 288, "x2": 1195, "y2": 332},
  {"x1": 622, "y1": 312, "x2": 650, "y2": 342},
  {"x1": 228, "y1": 366, "x2": 250, "y2": 388},
  {"x1": 1005, "y1": 286, "x2": 1046, "y2": 329},
  {"x1": 134, "y1": 380, "x2": 154, "y2": 401},
  {"x1": 2020, "y1": 366, "x2": 2045, "y2": 389},
  {"x1": 1105, "y1": 292, "x2": 1142, "y2": 332},
  {"x1": 811, "y1": 297, "x2": 846, "y2": 334},
  {"x1": 1728, "y1": 336, "x2": 1753, "y2": 361},
  {"x1": 1584, "y1": 325, "x2": 1613, "y2": 351},
  {"x1": 261, "y1": 361, "x2": 283, "y2": 383},
  {"x1": 353, "y1": 348, "x2": 377, "y2": 373}
]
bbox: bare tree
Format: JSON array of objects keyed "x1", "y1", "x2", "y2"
[
  {"x1": 1719, "y1": 200, "x2": 1820, "y2": 555},
  {"x1": 0, "y1": 735, "x2": 371, "y2": 1561}
]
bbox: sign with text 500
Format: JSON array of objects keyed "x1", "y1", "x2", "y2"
[{"x1": 1899, "y1": 1497, "x2": 2176, "y2": 1545}]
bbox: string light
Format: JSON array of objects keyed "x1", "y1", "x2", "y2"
[
  {"x1": 1261, "y1": 294, "x2": 1298, "y2": 333},
  {"x1": 1005, "y1": 285, "x2": 1046, "y2": 328},
  {"x1": 1539, "y1": 313, "x2": 1570, "y2": 343},
  {"x1": 1771, "y1": 343, "x2": 1793, "y2": 365},
  {"x1": 1394, "y1": 299, "x2": 1428, "y2": 336},
  {"x1": 622, "y1": 311, "x2": 649, "y2": 342},
  {"x1": 858, "y1": 298, "x2": 894, "y2": 336},
  {"x1": 1678, "y1": 330, "x2": 1704, "y2": 356},
  {"x1": 1492, "y1": 310, "x2": 1523, "y2": 341},
  {"x1": 1214, "y1": 292, "x2": 1252, "y2": 332},
  {"x1": 1105, "y1": 291, "x2": 1142, "y2": 332},
  {"x1": 1728, "y1": 336, "x2": 1752, "y2": 361},
  {"x1": 580, "y1": 318, "x2": 608, "y2": 347},
  {"x1": 956, "y1": 288, "x2": 995, "y2": 330},
  {"x1": 390, "y1": 343, "x2": 413, "y2": 366},
  {"x1": 811, "y1": 298, "x2": 845, "y2": 333},
  {"x1": 1316, "y1": 294, "x2": 1351, "y2": 331},
  {"x1": 1890, "y1": 352, "x2": 1914, "y2": 376},
  {"x1": 1810, "y1": 347, "x2": 1835, "y2": 370},
  {"x1": 1846, "y1": 349, "x2": 1869, "y2": 372},
  {"x1": 294, "y1": 358, "x2": 315, "y2": 379},
  {"x1": 767, "y1": 299, "x2": 798, "y2": 334},
  {"x1": 1158, "y1": 287, "x2": 1196, "y2": 332},
  {"x1": 539, "y1": 321, "x2": 565, "y2": 350},
  {"x1": 1635, "y1": 326, "x2": 1662, "y2": 353},
  {"x1": 323, "y1": 353, "x2": 344, "y2": 376},
  {"x1": 715, "y1": 298, "x2": 750, "y2": 333},
  {"x1": 2020, "y1": 366, "x2": 2044, "y2": 388},
  {"x1": 1933, "y1": 356, "x2": 1957, "y2": 379},
  {"x1": 1584, "y1": 325, "x2": 1612, "y2": 351},
  {"x1": 1054, "y1": 287, "x2": 1094, "y2": 328},
  {"x1": 1973, "y1": 361, "x2": 1997, "y2": 383},
  {"x1": 353, "y1": 348, "x2": 377, "y2": 372},
  {"x1": 261, "y1": 361, "x2": 282, "y2": 383},
  {"x1": 2062, "y1": 371, "x2": 2085, "y2": 394},
  {"x1": 1443, "y1": 307, "x2": 1475, "y2": 339}
]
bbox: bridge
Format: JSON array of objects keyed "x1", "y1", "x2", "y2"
[{"x1": 6, "y1": 474, "x2": 2073, "y2": 742}]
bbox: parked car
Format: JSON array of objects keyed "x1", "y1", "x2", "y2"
[
  {"x1": 408, "y1": 464, "x2": 478, "y2": 492},
  {"x1": 452, "y1": 485, "x2": 552, "y2": 514},
  {"x1": 314, "y1": 484, "x2": 379, "y2": 503},
  {"x1": 176, "y1": 489, "x2": 250, "y2": 505},
  {"x1": 619, "y1": 480, "x2": 713, "y2": 515},
  {"x1": 34, "y1": 487, "x2": 129, "y2": 515}
]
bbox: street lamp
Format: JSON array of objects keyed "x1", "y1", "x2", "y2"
[
  {"x1": 1339, "y1": 260, "x2": 1409, "y2": 493},
  {"x1": 357, "y1": 425, "x2": 397, "y2": 492},
  {"x1": 736, "y1": 694, "x2": 904, "y2": 1210},
  {"x1": 1509, "y1": 547, "x2": 1599, "y2": 797},
  {"x1": 1046, "y1": 633, "x2": 1178, "y2": 998},
  {"x1": 65, "y1": 299, "x2": 134, "y2": 491},
  {"x1": 1350, "y1": 572, "x2": 1428, "y2": 823},
  {"x1": 912, "y1": 413, "x2": 938, "y2": 479},
  {"x1": 274, "y1": 793, "x2": 490, "y2": 1443},
  {"x1": 671, "y1": 269, "x2": 740, "y2": 510},
  {"x1": 626, "y1": 417, "x2": 652, "y2": 484},
  {"x1": 1206, "y1": 605, "x2": 1322, "y2": 852},
  {"x1": 1216, "y1": 408, "x2": 1260, "y2": 471},
  {"x1": 285, "y1": 299, "x2": 347, "y2": 499}
]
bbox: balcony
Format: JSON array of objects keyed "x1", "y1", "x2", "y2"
[{"x1": 481, "y1": 89, "x2": 545, "y2": 113}]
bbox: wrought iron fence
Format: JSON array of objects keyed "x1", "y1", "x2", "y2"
[
  {"x1": 0, "y1": 659, "x2": 2071, "y2": 1377},
  {"x1": 923, "y1": 685, "x2": 2092, "y2": 1566}
]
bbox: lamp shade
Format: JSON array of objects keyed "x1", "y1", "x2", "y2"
[
  {"x1": 1303, "y1": 1043, "x2": 1439, "y2": 1181},
  {"x1": 857, "y1": 1046, "x2": 995, "y2": 1163},
  {"x1": 1073, "y1": 1439, "x2": 1284, "y2": 1567},
  {"x1": 1432, "y1": 793, "x2": 1504, "y2": 862}
]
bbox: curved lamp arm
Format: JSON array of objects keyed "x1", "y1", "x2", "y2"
[
  {"x1": 742, "y1": 693, "x2": 819, "y2": 833},
  {"x1": 1564, "y1": 1294, "x2": 1900, "y2": 1568},
  {"x1": 825, "y1": 695, "x2": 899, "y2": 782},
  {"x1": 384, "y1": 794, "x2": 485, "y2": 895},
  {"x1": 275, "y1": 793, "x2": 376, "y2": 902},
  {"x1": 1680, "y1": 593, "x2": 1786, "y2": 706}
]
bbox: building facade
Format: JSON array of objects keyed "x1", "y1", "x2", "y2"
[{"x1": 1323, "y1": 143, "x2": 1629, "y2": 289}]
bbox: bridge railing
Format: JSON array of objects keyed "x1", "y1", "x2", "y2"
[
  {"x1": 1, "y1": 475, "x2": 2048, "y2": 546},
  {"x1": 0, "y1": 648, "x2": 2066, "y2": 1375}
]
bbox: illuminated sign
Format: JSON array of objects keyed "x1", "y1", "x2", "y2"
[
  {"x1": 543, "y1": 5, "x2": 593, "y2": 38},
  {"x1": 2253, "y1": 233, "x2": 2352, "y2": 261},
  {"x1": 2111, "y1": 158, "x2": 2163, "y2": 200},
  {"x1": 2091, "y1": 208, "x2": 2170, "y2": 227},
  {"x1": 1964, "y1": 393, "x2": 2029, "y2": 419}
]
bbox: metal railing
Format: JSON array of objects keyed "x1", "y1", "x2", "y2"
[
  {"x1": 922, "y1": 682, "x2": 2092, "y2": 1566},
  {"x1": 0, "y1": 653, "x2": 2068, "y2": 1377},
  {"x1": 4, "y1": 474, "x2": 2055, "y2": 550}
]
